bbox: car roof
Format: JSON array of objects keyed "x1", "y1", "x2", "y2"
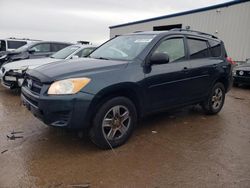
[
  {"x1": 1, "y1": 38, "x2": 41, "y2": 42},
  {"x1": 31, "y1": 41, "x2": 73, "y2": 45},
  {"x1": 126, "y1": 29, "x2": 221, "y2": 42},
  {"x1": 127, "y1": 31, "x2": 167, "y2": 35}
]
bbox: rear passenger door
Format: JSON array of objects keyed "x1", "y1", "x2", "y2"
[
  {"x1": 185, "y1": 37, "x2": 222, "y2": 100},
  {"x1": 145, "y1": 36, "x2": 192, "y2": 110}
]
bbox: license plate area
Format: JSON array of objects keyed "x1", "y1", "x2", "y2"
[{"x1": 5, "y1": 76, "x2": 16, "y2": 81}]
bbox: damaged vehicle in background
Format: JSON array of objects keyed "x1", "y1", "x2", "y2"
[
  {"x1": 233, "y1": 58, "x2": 250, "y2": 86},
  {"x1": 0, "y1": 44, "x2": 96, "y2": 89},
  {"x1": 0, "y1": 41, "x2": 72, "y2": 67},
  {"x1": 21, "y1": 29, "x2": 233, "y2": 149},
  {"x1": 0, "y1": 38, "x2": 39, "y2": 52}
]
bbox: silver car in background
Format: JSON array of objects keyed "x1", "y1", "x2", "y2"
[{"x1": 0, "y1": 44, "x2": 97, "y2": 89}]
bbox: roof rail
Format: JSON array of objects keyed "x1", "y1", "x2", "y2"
[
  {"x1": 170, "y1": 28, "x2": 218, "y2": 39},
  {"x1": 7, "y1": 37, "x2": 41, "y2": 41}
]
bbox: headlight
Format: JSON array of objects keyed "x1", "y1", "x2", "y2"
[
  {"x1": 14, "y1": 66, "x2": 29, "y2": 74},
  {"x1": 48, "y1": 78, "x2": 91, "y2": 95}
]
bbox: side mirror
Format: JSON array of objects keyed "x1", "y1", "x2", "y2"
[
  {"x1": 150, "y1": 53, "x2": 169, "y2": 65},
  {"x1": 28, "y1": 49, "x2": 36, "y2": 54},
  {"x1": 71, "y1": 55, "x2": 79, "y2": 59}
]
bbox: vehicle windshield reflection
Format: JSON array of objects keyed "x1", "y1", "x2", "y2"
[{"x1": 90, "y1": 35, "x2": 156, "y2": 61}]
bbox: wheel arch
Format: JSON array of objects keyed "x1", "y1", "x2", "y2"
[
  {"x1": 85, "y1": 82, "x2": 144, "y2": 129},
  {"x1": 212, "y1": 76, "x2": 229, "y2": 92}
]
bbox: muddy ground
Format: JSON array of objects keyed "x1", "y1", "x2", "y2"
[{"x1": 0, "y1": 85, "x2": 250, "y2": 188}]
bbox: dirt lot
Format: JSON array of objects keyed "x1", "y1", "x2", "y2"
[{"x1": 0, "y1": 85, "x2": 250, "y2": 188}]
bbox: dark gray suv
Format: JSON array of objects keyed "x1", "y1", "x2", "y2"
[{"x1": 21, "y1": 29, "x2": 233, "y2": 149}]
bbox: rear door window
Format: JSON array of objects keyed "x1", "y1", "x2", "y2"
[
  {"x1": 187, "y1": 38, "x2": 209, "y2": 59},
  {"x1": 209, "y1": 40, "x2": 222, "y2": 57}
]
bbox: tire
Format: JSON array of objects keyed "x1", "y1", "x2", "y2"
[
  {"x1": 89, "y1": 97, "x2": 137, "y2": 149},
  {"x1": 202, "y1": 82, "x2": 225, "y2": 115}
]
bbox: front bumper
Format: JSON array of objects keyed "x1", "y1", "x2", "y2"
[
  {"x1": 21, "y1": 86, "x2": 94, "y2": 129},
  {"x1": 1, "y1": 71, "x2": 24, "y2": 89},
  {"x1": 233, "y1": 75, "x2": 250, "y2": 85}
]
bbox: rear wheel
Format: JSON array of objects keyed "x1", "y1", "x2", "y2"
[
  {"x1": 202, "y1": 82, "x2": 225, "y2": 115},
  {"x1": 89, "y1": 97, "x2": 137, "y2": 149}
]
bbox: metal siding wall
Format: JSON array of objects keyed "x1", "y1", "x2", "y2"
[{"x1": 110, "y1": 2, "x2": 250, "y2": 61}]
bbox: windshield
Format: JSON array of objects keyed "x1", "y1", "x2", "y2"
[
  {"x1": 90, "y1": 34, "x2": 156, "y2": 61},
  {"x1": 51, "y1": 45, "x2": 80, "y2": 59}
]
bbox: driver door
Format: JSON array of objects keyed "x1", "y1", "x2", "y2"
[{"x1": 145, "y1": 36, "x2": 192, "y2": 111}]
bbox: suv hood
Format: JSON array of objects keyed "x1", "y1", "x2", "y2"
[
  {"x1": 3, "y1": 58, "x2": 58, "y2": 70},
  {"x1": 27, "y1": 58, "x2": 129, "y2": 83}
]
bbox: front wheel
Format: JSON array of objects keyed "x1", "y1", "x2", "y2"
[
  {"x1": 89, "y1": 97, "x2": 137, "y2": 149},
  {"x1": 202, "y1": 82, "x2": 225, "y2": 115}
]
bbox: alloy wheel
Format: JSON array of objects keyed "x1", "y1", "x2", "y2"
[
  {"x1": 211, "y1": 88, "x2": 223, "y2": 110},
  {"x1": 102, "y1": 105, "x2": 131, "y2": 141}
]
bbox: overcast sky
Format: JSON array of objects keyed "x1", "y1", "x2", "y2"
[{"x1": 0, "y1": 0, "x2": 229, "y2": 44}]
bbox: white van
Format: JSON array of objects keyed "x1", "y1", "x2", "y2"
[{"x1": 0, "y1": 38, "x2": 39, "y2": 52}]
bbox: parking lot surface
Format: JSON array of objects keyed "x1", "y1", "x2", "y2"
[{"x1": 0, "y1": 86, "x2": 250, "y2": 188}]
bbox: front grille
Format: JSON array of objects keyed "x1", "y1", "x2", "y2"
[
  {"x1": 23, "y1": 76, "x2": 43, "y2": 95},
  {"x1": 236, "y1": 70, "x2": 250, "y2": 77}
]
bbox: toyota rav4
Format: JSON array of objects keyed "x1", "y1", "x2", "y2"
[{"x1": 21, "y1": 29, "x2": 233, "y2": 149}]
